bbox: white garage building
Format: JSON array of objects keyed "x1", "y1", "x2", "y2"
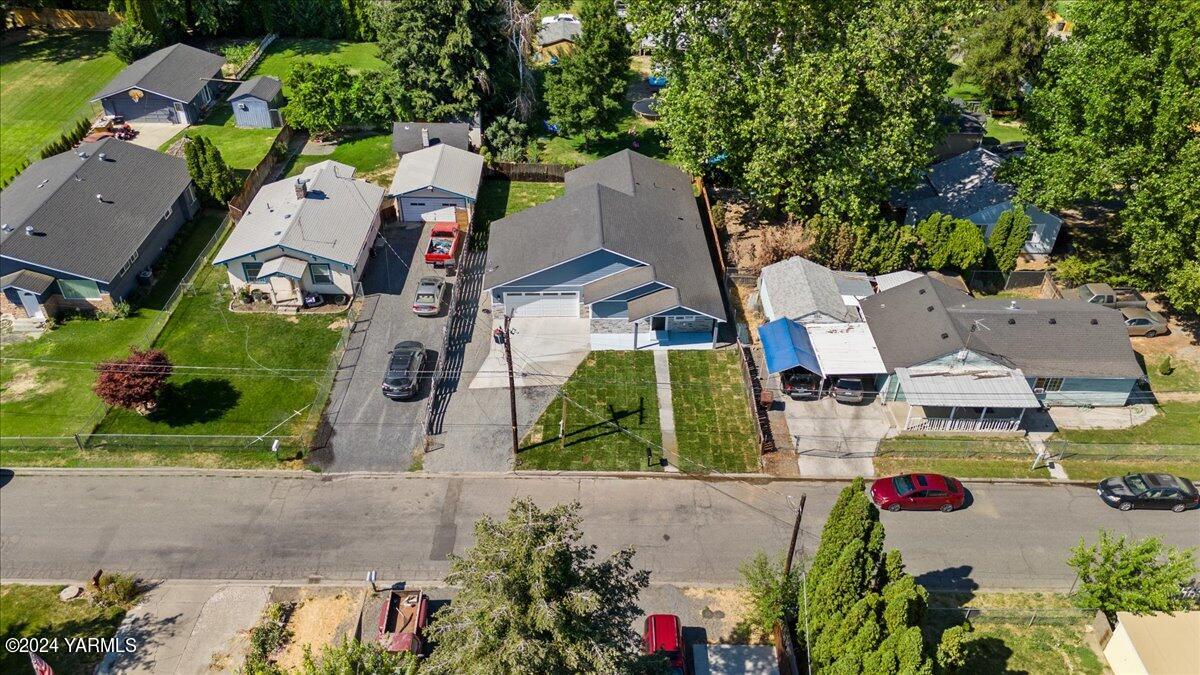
[{"x1": 387, "y1": 143, "x2": 483, "y2": 223}]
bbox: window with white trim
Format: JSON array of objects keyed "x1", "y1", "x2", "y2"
[
  {"x1": 310, "y1": 263, "x2": 333, "y2": 285},
  {"x1": 1034, "y1": 377, "x2": 1063, "y2": 392},
  {"x1": 118, "y1": 251, "x2": 140, "y2": 276},
  {"x1": 243, "y1": 262, "x2": 263, "y2": 282}
]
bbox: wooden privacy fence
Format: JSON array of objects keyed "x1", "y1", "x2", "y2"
[
  {"x1": 483, "y1": 161, "x2": 576, "y2": 182},
  {"x1": 7, "y1": 7, "x2": 121, "y2": 29}
]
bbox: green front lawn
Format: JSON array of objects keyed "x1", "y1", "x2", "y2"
[
  {"x1": 669, "y1": 350, "x2": 759, "y2": 473},
  {"x1": 1054, "y1": 402, "x2": 1200, "y2": 446},
  {"x1": 1145, "y1": 354, "x2": 1200, "y2": 393},
  {"x1": 1051, "y1": 402, "x2": 1200, "y2": 480},
  {"x1": 472, "y1": 180, "x2": 566, "y2": 249},
  {"x1": 247, "y1": 38, "x2": 384, "y2": 94},
  {"x1": 0, "y1": 212, "x2": 226, "y2": 440},
  {"x1": 284, "y1": 132, "x2": 396, "y2": 186},
  {"x1": 92, "y1": 252, "x2": 342, "y2": 440},
  {"x1": 0, "y1": 30, "x2": 124, "y2": 182},
  {"x1": 1, "y1": 585, "x2": 132, "y2": 675},
  {"x1": 875, "y1": 436, "x2": 1046, "y2": 479},
  {"x1": 518, "y1": 352, "x2": 664, "y2": 471},
  {"x1": 985, "y1": 116, "x2": 1028, "y2": 144},
  {"x1": 0, "y1": 447, "x2": 288, "y2": 469},
  {"x1": 159, "y1": 106, "x2": 281, "y2": 174}
]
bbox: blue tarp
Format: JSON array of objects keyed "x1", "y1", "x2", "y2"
[{"x1": 757, "y1": 318, "x2": 822, "y2": 375}]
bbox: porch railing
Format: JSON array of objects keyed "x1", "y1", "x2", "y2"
[{"x1": 905, "y1": 417, "x2": 1022, "y2": 433}]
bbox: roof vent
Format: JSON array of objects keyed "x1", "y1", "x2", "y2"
[
  {"x1": 1, "y1": 223, "x2": 12, "y2": 233},
  {"x1": 98, "y1": 152, "x2": 108, "y2": 161},
  {"x1": 77, "y1": 151, "x2": 89, "y2": 160},
  {"x1": 96, "y1": 193, "x2": 105, "y2": 202},
  {"x1": 1008, "y1": 300, "x2": 1019, "y2": 309},
  {"x1": 36, "y1": 179, "x2": 49, "y2": 189},
  {"x1": 940, "y1": 332, "x2": 949, "y2": 339},
  {"x1": 273, "y1": 230, "x2": 282, "y2": 236},
  {"x1": 927, "y1": 305, "x2": 934, "y2": 312},
  {"x1": 1091, "y1": 318, "x2": 1099, "y2": 325},
  {"x1": 24, "y1": 225, "x2": 35, "y2": 236},
  {"x1": 1007, "y1": 318, "x2": 1016, "y2": 325},
  {"x1": 918, "y1": 288, "x2": 926, "y2": 295},
  {"x1": 1049, "y1": 318, "x2": 1056, "y2": 325}
]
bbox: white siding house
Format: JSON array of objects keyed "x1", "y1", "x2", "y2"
[{"x1": 387, "y1": 144, "x2": 483, "y2": 223}]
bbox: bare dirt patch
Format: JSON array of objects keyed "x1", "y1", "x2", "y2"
[
  {"x1": 1130, "y1": 293, "x2": 1200, "y2": 361},
  {"x1": 274, "y1": 588, "x2": 363, "y2": 671},
  {"x1": 681, "y1": 587, "x2": 763, "y2": 644},
  {"x1": 327, "y1": 318, "x2": 348, "y2": 332},
  {"x1": 0, "y1": 363, "x2": 60, "y2": 402}
]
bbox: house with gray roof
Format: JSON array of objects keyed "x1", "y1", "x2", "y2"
[
  {"x1": 860, "y1": 276, "x2": 1143, "y2": 431},
  {"x1": 0, "y1": 138, "x2": 198, "y2": 320},
  {"x1": 213, "y1": 160, "x2": 384, "y2": 307},
  {"x1": 899, "y1": 148, "x2": 1062, "y2": 255},
  {"x1": 484, "y1": 150, "x2": 728, "y2": 350},
  {"x1": 229, "y1": 76, "x2": 283, "y2": 128},
  {"x1": 757, "y1": 256, "x2": 865, "y2": 324},
  {"x1": 392, "y1": 122, "x2": 472, "y2": 155},
  {"x1": 537, "y1": 14, "x2": 582, "y2": 58},
  {"x1": 92, "y1": 43, "x2": 225, "y2": 125},
  {"x1": 387, "y1": 143, "x2": 484, "y2": 223}
]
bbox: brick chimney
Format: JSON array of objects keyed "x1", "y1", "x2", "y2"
[{"x1": 295, "y1": 178, "x2": 307, "y2": 199}]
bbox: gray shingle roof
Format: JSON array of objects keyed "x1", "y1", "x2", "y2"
[
  {"x1": 628, "y1": 288, "x2": 680, "y2": 321},
  {"x1": 860, "y1": 276, "x2": 1144, "y2": 379},
  {"x1": 0, "y1": 269, "x2": 55, "y2": 294},
  {"x1": 391, "y1": 122, "x2": 471, "y2": 154},
  {"x1": 538, "y1": 19, "x2": 582, "y2": 46},
  {"x1": 92, "y1": 43, "x2": 225, "y2": 103},
  {"x1": 581, "y1": 265, "x2": 656, "y2": 303},
  {"x1": 485, "y1": 150, "x2": 727, "y2": 322},
  {"x1": 759, "y1": 257, "x2": 860, "y2": 323},
  {"x1": 230, "y1": 75, "x2": 282, "y2": 103},
  {"x1": 214, "y1": 160, "x2": 384, "y2": 266},
  {"x1": 387, "y1": 144, "x2": 484, "y2": 199},
  {"x1": 0, "y1": 138, "x2": 192, "y2": 283}
]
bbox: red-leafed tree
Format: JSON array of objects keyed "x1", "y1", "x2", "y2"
[{"x1": 93, "y1": 349, "x2": 173, "y2": 414}]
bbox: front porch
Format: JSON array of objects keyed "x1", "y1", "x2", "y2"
[
  {"x1": 884, "y1": 364, "x2": 1042, "y2": 434},
  {"x1": 886, "y1": 402, "x2": 1029, "y2": 433}
]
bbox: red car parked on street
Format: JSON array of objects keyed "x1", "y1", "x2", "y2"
[
  {"x1": 644, "y1": 614, "x2": 686, "y2": 674},
  {"x1": 870, "y1": 473, "x2": 965, "y2": 512}
]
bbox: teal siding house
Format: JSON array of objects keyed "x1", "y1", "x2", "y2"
[{"x1": 862, "y1": 276, "x2": 1143, "y2": 432}]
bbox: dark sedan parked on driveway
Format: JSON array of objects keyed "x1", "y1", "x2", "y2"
[
  {"x1": 1096, "y1": 473, "x2": 1199, "y2": 512},
  {"x1": 870, "y1": 473, "x2": 966, "y2": 512},
  {"x1": 382, "y1": 341, "x2": 426, "y2": 400}
]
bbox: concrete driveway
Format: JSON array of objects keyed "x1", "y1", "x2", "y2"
[
  {"x1": 469, "y1": 316, "x2": 590, "y2": 389},
  {"x1": 783, "y1": 395, "x2": 891, "y2": 477},
  {"x1": 126, "y1": 122, "x2": 186, "y2": 150},
  {"x1": 319, "y1": 223, "x2": 452, "y2": 471}
]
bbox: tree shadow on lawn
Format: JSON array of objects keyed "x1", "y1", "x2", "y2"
[
  {"x1": 149, "y1": 379, "x2": 240, "y2": 427},
  {"x1": 519, "y1": 403, "x2": 644, "y2": 452},
  {"x1": 1, "y1": 29, "x2": 111, "y2": 66}
]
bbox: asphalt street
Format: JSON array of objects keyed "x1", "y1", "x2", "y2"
[{"x1": 2, "y1": 472, "x2": 1196, "y2": 588}]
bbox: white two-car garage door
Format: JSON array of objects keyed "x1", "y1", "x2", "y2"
[
  {"x1": 504, "y1": 292, "x2": 579, "y2": 317},
  {"x1": 400, "y1": 197, "x2": 466, "y2": 223}
]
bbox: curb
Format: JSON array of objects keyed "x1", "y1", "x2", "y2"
[{"x1": 1, "y1": 465, "x2": 1098, "y2": 486}]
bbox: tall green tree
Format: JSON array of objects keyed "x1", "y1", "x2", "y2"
[
  {"x1": 915, "y1": 212, "x2": 986, "y2": 271},
  {"x1": 798, "y1": 479, "x2": 932, "y2": 673},
  {"x1": 1068, "y1": 530, "x2": 1196, "y2": 622},
  {"x1": 627, "y1": 0, "x2": 961, "y2": 225},
  {"x1": 368, "y1": 0, "x2": 514, "y2": 121},
  {"x1": 544, "y1": 0, "x2": 631, "y2": 145},
  {"x1": 740, "y1": 552, "x2": 801, "y2": 639},
  {"x1": 423, "y1": 499, "x2": 660, "y2": 674},
  {"x1": 184, "y1": 136, "x2": 239, "y2": 205},
  {"x1": 954, "y1": 0, "x2": 1048, "y2": 106},
  {"x1": 1012, "y1": 0, "x2": 1200, "y2": 307},
  {"x1": 124, "y1": 0, "x2": 162, "y2": 38},
  {"x1": 283, "y1": 63, "x2": 356, "y2": 135},
  {"x1": 987, "y1": 207, "x2": 1031, "y2": 272}
]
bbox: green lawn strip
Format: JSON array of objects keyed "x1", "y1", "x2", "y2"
[
  {"x1": 875, "y1": 435, "x2": 1046, "y2": 479},
  {"x1": 0, "y1": 585, "x2": 130, "y2": 675},
  {"x1": 472, "y1": 180, "x2": 565, "y2": 249},
  {"x1": 158, "y1": 107, "x2": 281, "y2": 173},
  {"x1": 1052, "y1": 401, "x2": 1200, "y2": 446},
  {"x1": 923, "y1": 592, "x2": 1102, "y2": 675},
  {"x1": 247, "y1": 39, "x2": 384, "y2": 94},
  {"x1": 0, "y1": 30, "x2": 123, "y2": 182},
  {"x1": 1144, "y1": 354, "x2": 1200, "y2": 394},
  {"x1": 92, "y1": 259, "x2": 342, "y2": 439},
  {"x1": 985, "y1": 116, "x2": 1028, "y2": 143},
  {"x1": 517, "y1": 351, "x2": 663, "y2": 471},
  {"x1": 0, "y1": 447, "x2": 289, "y2": 469},
  {"x1": 668, "y1": 350, "x2": 759, "y2": 473},
  {"x1": 135, "y1": 210, "x2": 227, "y2": 310},
  {"x1": 284, "y1": 132, "x2": 396, "y2": 186},
  {"x1": 1062, "y1": 460, "x2": 1200, "y2": 482}
]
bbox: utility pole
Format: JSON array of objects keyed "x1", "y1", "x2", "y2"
[
  {"x1": 784, "y1": 493, "x2": 807, "y2": 576},
  {"x1": 503, "y1": 313, "x2": 518, "y2": 455}
]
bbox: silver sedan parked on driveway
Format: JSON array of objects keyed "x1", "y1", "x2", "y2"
[{"x1": 1122, "y1": 307, "x2": 1169, "y2": 337}]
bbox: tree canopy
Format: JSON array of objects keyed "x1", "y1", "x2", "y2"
[
  {"x1": 953, "y1": 0, "x2": 1048, "y2": 106},
  {"x1": 627, "y1": 0, "x2": 960, "y2": 226},
  {"x1": 1068, "y1": 530, "x2": 1197, "y2": 622},
  {"x1": 184, "y1": 136, "x2": 240, "y2": 205},
  {"x1": 423, "y1": 499, "x2": 659, "y2": 674},
  {"x1": 799, "y1": 478, "x2": 932, "y2": 673},
  {"x1": 1012, "y1": 0, "x2": 1200, "y2": 309},
  {"x1": 544, "y1": 0, "x2": 632, "y2": 144},
  {"x1": 93, "y1": 349, "x2": 173, "y2": 412}
]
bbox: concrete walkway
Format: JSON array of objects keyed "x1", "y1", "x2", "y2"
[{"x1": 653, "y1": 350, "x2": 680, "y2": 470}]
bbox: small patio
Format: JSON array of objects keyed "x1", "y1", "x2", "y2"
[{"x1": 884, "y1": 364, "x2": 1041, "y2": 433}]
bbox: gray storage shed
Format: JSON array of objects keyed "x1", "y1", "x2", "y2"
[{"x1": 229, "y1": 76, "x2": 283, "y2": 128}]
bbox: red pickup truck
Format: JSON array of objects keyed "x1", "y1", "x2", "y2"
[{"x1": 424, "y1": 223, "x2": 462, "y2": 268}]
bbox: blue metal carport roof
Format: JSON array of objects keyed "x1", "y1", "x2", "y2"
[{"x1": 757, "y1": 318, "x2": 821, "y2": 375}]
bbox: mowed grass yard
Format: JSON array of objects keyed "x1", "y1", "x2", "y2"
[
  {"x1": 0, "y1": 585, "x2": 133, "y2": 675},
  {"x1": 247, "y1": 38, "x2": 383, "y2": 94},
  {"x1": 669, "y1": 350, "x2": 759, "y2": 473},
  {"x1": 473, "y1": 179, "x2": 566, "y2": 248},
  {"x1": 0, "y1": 211, "x2": 225, "y2": 440},
  {"x1": 519, "y1": 352, "x2": 664, "y2": 471},
  {"x1": 0, "y1": 30, "x2": 124, "y2": 182},
  {"x1": 159, "y1": 106, "x2": 281, "y2": 174},
  {"x1": 284, "y1": 132, "x2": 396, "y2": 186},
  {"x1": 1050, "y1": 401, "x2": 1200, "y2": 481},
  {"x1": 874, "y1": 436, "x2": 1050, "y2": 479}
]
